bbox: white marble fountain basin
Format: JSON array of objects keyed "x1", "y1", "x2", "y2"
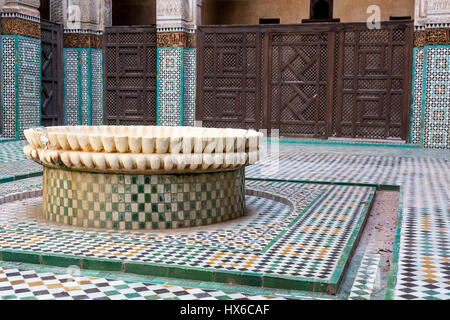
[{"x1": 23, "y1": 126, "x2": 264, "y2": 173}]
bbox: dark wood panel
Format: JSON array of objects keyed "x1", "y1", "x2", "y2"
[
  {"x1": 196, "y1": 29, "x2": 263, "y2": 130},
  {"x1": 197, "y1": 21, "x2": 413, "y2": 140},
  {"x1": 269, "y1": 31, "x2": 330, "y2": 137},
  {"x1": 334, "y1": 23, "x2": 413, "y2": 139},
  {"x1": 103, "y1": 26, "x2": 157, "y2": 125},
  {"x1": 41, "y1": 20, "x2": 64, "y2": 127}
]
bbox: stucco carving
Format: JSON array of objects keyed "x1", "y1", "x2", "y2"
[
  {"x1": 157, "y1": 0, "x2": 198, "y2": 31},
  {"x1": 157, "y1": 31, "x2": 196, "y2": 48},
  {"x1": 1, "y1": 0, "x2": 40, "y2": 18},
  {"x1": 49, "y1": 0, "x2": 107, "y2": 31},
  {"x1": 415, "y1": 28, "x2": 450, "y2": 46},
  {"x1": 415, "y1": 0, "x2": 450, "y2": 27},
  {"x1": 103, "y1": 0, "x2": 112, "y2": 28}
]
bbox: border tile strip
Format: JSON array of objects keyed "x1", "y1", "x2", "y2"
[
  {"x1": 0, "y1": 180, "x2": 376, "y2": 294},
  {"x1": 384, "y1": 186, "x2": 405, "y2": 300},
  {"x1": 64, "y1": 48, "x2": 103, "y2": 126},
  {"x1": 0, "y1": 264, "x2": 300, "y2": 300},
  {"x1": 0, "y1": 35, "x2": 41, "y2": 140}
]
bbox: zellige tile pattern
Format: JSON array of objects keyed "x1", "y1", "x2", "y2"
[
  {"x1": 1, "y1": 141, "x2": 449, "y2": 299},
  {"x1": 43, "y1": 166, "x2": 246, "y2": 230},
  {"x1": 0, "y1": 266, "x2": 289, "y2": 300},
  {"x1": 247, "y1": 143, "x2": 450, "y2": 299},
  {"x1": 0, "y1": 179, "x2": 375, "y2": 293}
]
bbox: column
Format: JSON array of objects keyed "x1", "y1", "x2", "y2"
[
  {"x1": 50, "y1": 0, "x2": 104, "y2": 126},
  {"x1": 0, "y1": 0, "x2": 41, "y2": 140},
  {"x1": 156, "y1": 0, "x2": 200, "y2": 126},
  {"x1": 411, "y1": 0, "x2": 450, "y2": 149}
]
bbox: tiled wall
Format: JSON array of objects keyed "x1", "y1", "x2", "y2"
[
  {"x1": 91, "y1": 49, "x2": 104, "y2": 126},
  {"x1": 157, "y1": 48, "x2": 183, "y2": 126},
  {"x1": 157, "y1": 47, "x2": 197, "y2": 126},
  {"x1": 64, "y1": 48, "x2": 103, "y2": 126},
  {"x1": 1, "y1": 37, "x2": 17, "y2": 139},
  {"x1": 183, "y1": 48, "x2": 197, "y2": 127},
  {"x1": 43, "y1": 166, "x2": 246, "y2": 230},
  {"x1": 411, "y1": 46, "x2": 450, "y2": 149},
  {"x1": 64, "y1": 49, "x2": 79, "y2": 125},
  {"x1": 411, "y1": 48, "x2": 425, "y2": 146},
  {"x1": 0, "y1": 36, "x2": 41, "y2": 140}
]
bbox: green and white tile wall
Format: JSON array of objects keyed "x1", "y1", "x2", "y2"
[
  {"x1": 182, "y1": 48, "x2": 197, "y2": 127},
  {"x1": 91, "y1": 49, "x2": 104, "y2": 126},
  {"x1": 42, "y1": 166, "x2": 245, "y2": 230},
  {"x1": 410, "y1": 45, "x2": 450, "y2": 149},
  {"x1": 157, "y1": 47, "x2": 197, "y2": 127},
  {"x1": 157, "y1": 48, "x2": 183, "y2": 126},
  {"x1": 0, "y1": 36, "x2": 41, "y2": 140},
  {"x1": 64, "y1": 48, "x2": 103, "y2": 126}
]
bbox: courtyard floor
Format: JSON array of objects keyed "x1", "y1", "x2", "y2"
[{"x1": 0, "y1": 140, "x2": 449, "y2": 300}]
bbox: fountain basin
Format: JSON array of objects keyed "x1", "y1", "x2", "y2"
[
  {"x1": 24, "y1": 126, "x2": 263, "y2": 173},
  {"x1": 24, "y1": 126, "x2": 262, "y2": 230}
]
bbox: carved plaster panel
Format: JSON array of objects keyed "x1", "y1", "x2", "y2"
[
  {"x1": 415, "y1": 0, "x2": 450, "y2": 27},
  {"x1": 157, "y1": 0, "x2": 198, "y2": 32},
  {"x1": 1, "y1": 0, "x2": 40, "y2": 18}
]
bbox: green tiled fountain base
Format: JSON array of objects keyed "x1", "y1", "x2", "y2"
[
  {"x1": 0, "y1": 180, "x2": 375, "y2": 294},
  {"x1": 43, "y1": 166, "x2": 245, "y2": 230}
]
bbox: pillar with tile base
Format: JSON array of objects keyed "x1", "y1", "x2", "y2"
[
  {"x1": 156, "y1": 0, "x2": 200, "y2": 127},
  {"x1": 410, "y1": 0, "x2": 450, "y2": 149},
  {"x1": 49, "y1": 0, "x2": 104, "y2": 126},
  {"x1": 0, "y1": 0, "x2": 41, "y2": 140}
]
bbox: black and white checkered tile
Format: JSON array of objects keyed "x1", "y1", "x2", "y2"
[
  {"x1": 247, "y1": 144, "x2": 450, "y2": 300},
  {"x1": 0, "y1": 266, "x2": 289, "y2": 300}
]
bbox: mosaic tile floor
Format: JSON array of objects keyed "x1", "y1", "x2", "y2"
[
  {"x1": 0, "y1": 140, "x2": 28, "y2": 163},
  {"x1": 0, "y1": 140, "x2": 449, "y2": 300},
  {"x1": 0, "y1": 141, "x2": 42, "y2": 183},
  {"x1": 348, "y1": 250, "x2": 381, "y2": 300},
  {"x1": 0, "y1": 264, "x2": 292, "y2": 300},
  {"x1": 247, "y1": 143, "x2": 450, "y2": 300},
  {"x1": 336, "y1": 190, "x2": 398, "y2": 300},
  {"x1": 0, "y1": 189, "x2": 397, "y2": 301},
  {"x1": 0, "y1": 177, "x2": 42, "y2": 203},
  {"x1": 0, "y1": 180, "x2": 375, "y2": 293}
]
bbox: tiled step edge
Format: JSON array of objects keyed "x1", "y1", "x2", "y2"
[
  {"x1": 0, "y1": 189, "x2": 43, "y2": 205},
  {"x1": 0, "y1": 171, "x2": 43, "y2": 185}
]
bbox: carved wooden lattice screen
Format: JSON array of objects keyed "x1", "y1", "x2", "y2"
[
  {"x1": 197, "y1": 22, "x2": 413, "y2": 140},
  {"x1": 196, "y1": 27, "x2": 264, "y2": 130},
  {"x1": 268, "y1": 27, "x2": 334, "y2": 137},
  {"x1": 41, "y1": 20, "x2": 64, "y2": 127},
  {"x1": 333, "y1": 23, "x2": 413, "y2": 139},
  {"x1": 103, "y1": 26, "x2": 157, "y2": 125}
]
